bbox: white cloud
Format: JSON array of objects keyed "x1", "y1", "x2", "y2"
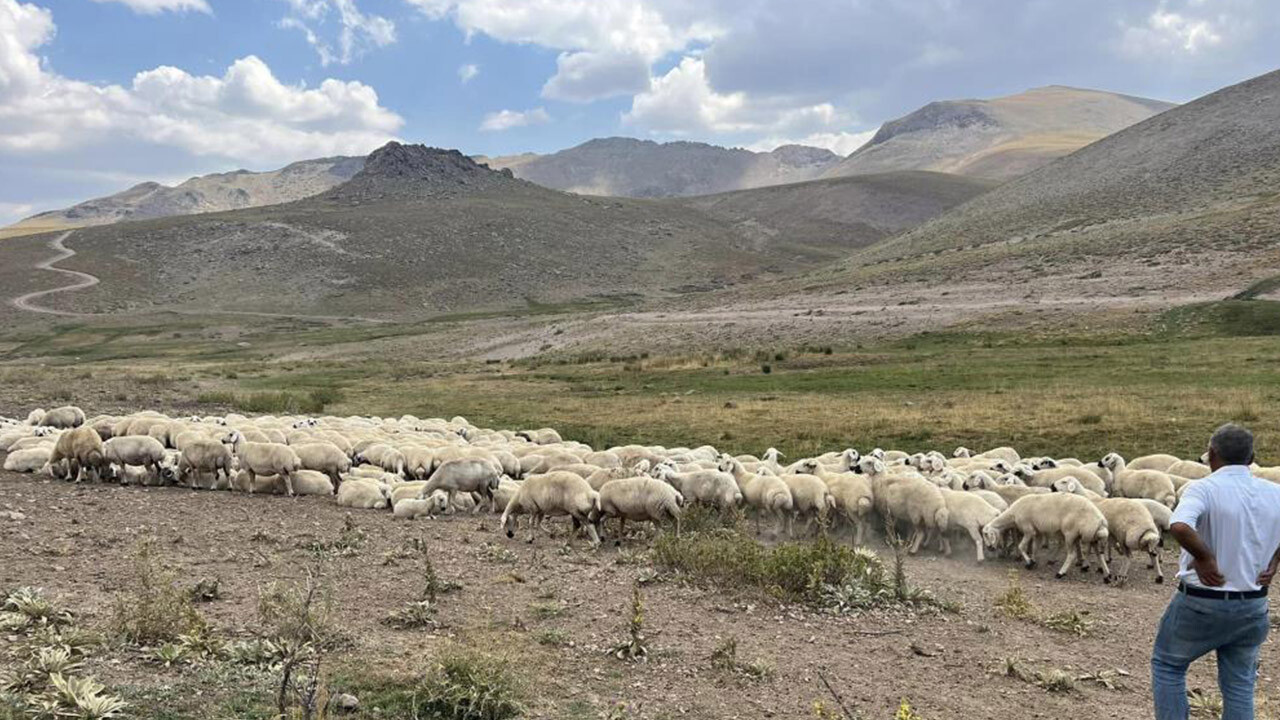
[
  {"x1": 458, "y1": 63, "x2": 479, "y2": 83},
  {"x1": 541, "y1": 50, "x2": 650, "y2": 102},
  {"x1": 0, "y1": 201, "x2": 34, "y2": 224},
  {"x1": 279, "y1": 0, "x2": 396, "y2": 66},
  {"x1": 746, "y1": 130, "x2": 876, "y2": 157},
  {"x1": 89, "y1": 0, "x2": 211, "y2": 14},
  {"x1": 408, "y1": 0, "x2": 720, "y2": 108},
  {"x1": 1121, "y1": 2, "x2": 1227, "y2": 56},
  {"x1": 623, "y1": 56, "x2": 847, "y2": 138},
  {"x1": 0, "y1": 0, "x2": 402, "y2": 164},
  {"x1": 479, "y1": 107, "x2": 550, "y2": 132}
]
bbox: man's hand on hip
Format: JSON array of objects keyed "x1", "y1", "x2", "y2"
[
  {"x1": 1258, "y1": 563, "x2": 1279, "y2": 587},
  {"x1": 1193, "y1": 555, "x2": 1226, "y2": 587}
]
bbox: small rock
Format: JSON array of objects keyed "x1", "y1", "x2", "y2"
[
  {"x1": 333, "y1": 693, "x2": 359, "y2": 712},
  {"x1": 5, "y1": 511, "x2": 25, "y2": 521}
]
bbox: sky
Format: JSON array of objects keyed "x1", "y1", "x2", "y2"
[{"x1": 1, "y1": 0, "x2": 1276, "y2": 224}]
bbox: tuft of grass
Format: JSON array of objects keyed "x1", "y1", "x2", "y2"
[
  {"x1": 109, "y1": 540, "x2": 206, "y2": 645},
  {"x1": 997, "y1": 658, "x2": 1076, "y2": 694},
  {"x1": 609, "y1": 583, "x2": 649, "y2": 663},
  {"x1": 654, "y1": 529, "x2": 895, "y2": 610},
  {"x1": 1041, "y1": 609, "x2": 1094, "y2": 638},
  {"x1": 709, "y1": 637, "x2": 774, "y2": 682},
  {"x1": 895, "y1": 699, "x2": 925, "y2": 720},
  {"x1": 535, "y1": 629, "x2": 570, "y2": 647},
  {"x1": 993, "y1": 573, "x2": 1036, "y2": 620},
  {"x1": 529, "y1": 602, "x2": 566, "y2": 620},
  {"x1": 413, "y1": 650, "x2": 527, "y2": 720}
]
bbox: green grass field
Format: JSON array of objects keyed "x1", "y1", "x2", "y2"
[{"x1": 4, "y1": 299, "x2": 1280, "y2": 462}]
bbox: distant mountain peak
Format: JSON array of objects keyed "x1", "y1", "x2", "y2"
[{"x1": 325, "y1": 142, "x2": 518, "y2": 202}]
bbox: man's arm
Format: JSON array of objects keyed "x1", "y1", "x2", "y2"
[
  {"x1": 1171, "y1": 521, "x2": 1225, "y2": 587},
  {"x1": 1258, "y1": 545, "x2": 1280, "y2": 586}
]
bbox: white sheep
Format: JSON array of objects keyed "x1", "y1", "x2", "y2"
[
  {"x1": 231, "y1": 432, "x2": 301, "y2": 496},
  {"x1": 291, "y1": 469, "x2": 336, "y2": 497},
  {"x1": 652, "y1": 463, "x2": 741, "y2": 510},
  {"x1": 393, "y1": 495, "x2": 448, "y2": 519},
  {"x1": 1125, "y1": 453, "x2": 1182, "y2": 472},
  {"x1": 1016, "y1": 464, "x2": 1108, "y2": 496},
  {"x1": 1166, "y1": 460, "x2": 1211, "y2": 480},
  {"x1": 336, "y1": 478, "x2": 390, "y2": 509},
  {"x1": 38, "y1": 406, "x2": 85, "y2": 429},
  {"x1": 981, "y1": 493, "x2": 1111, "y2": 580},
  {"x1": 1101, "y1": 453, "x2": 1177, "y2": 508},
  {"x1": 422, "y1": 458, "x2": 501, "y2": 512},
  {"x1": 103, "y1": 436, "x2": 169, "y2": 484},
  {"x1": 597, "y1": 477, "x2": 683, "y2": 543},
  {"x1": 1093, "y1": 495, "x2": 1164, "y2": 584},
  {"x1": 938, "y1": 487, "x2": 1001, "y2": 561},
  {"x1": 796, "y1": 460, "x2": 875, "y2": 545},
  {"x1": 718, "y1": 455, "x2": 793, "y2": 536},
  {"x1": 49, "y1": 426, "x2": 106, "y2": 483},
  {"x1": 500, "y1": 471, "x2": 601, "y2": 546},
  {"x1": 3, "y1": 447, "x2": 52, "y2": 473},
  {"x1": 177, "y1": 439, "x2": 234, "y2": 490},
  {"x1": 291, "y1": 442, "x2": 351, "y2": 488}
]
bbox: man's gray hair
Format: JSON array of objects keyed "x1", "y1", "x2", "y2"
[{"x1": 1210, "y1": 423, "x2": 1254, "y2": 465}]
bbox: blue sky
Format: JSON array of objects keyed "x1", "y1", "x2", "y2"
[{"x1": 2, "y1": 0, "x2": 1277, "y2": 223}]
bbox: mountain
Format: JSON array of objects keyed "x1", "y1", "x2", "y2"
[
  {"x1": 860, "y1": 69, "x2": 1280, "y2": 266},
  {"x1": 478, "y1": 137, "x2": 841, "y2": 198},
  {"x1": 676, "y1": 171, "x2": 997, "y2": 258},
  {"x1": 6, "y1": 156, "x2": 365, "y2": 234},
  {"x1": 822, "y1": 86, "x2": 1175, "y2": 182},
  {"x1": 9, "y1": 143, "x2": 784, "y2": 318}
]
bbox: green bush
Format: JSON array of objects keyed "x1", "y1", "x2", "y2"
[
  {"x1": 109, "y1": 541, "x2": 206, "y2": 645},
  {"x1": 413, "y1": 650, "x2": 526, "y2": 720}
]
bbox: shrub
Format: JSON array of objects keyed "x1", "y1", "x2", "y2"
[
  {"x1": 993, "y1": 573, "x2": 1036, "y2": 619},
  {"x1": 414, "y1": 650, "x2": 526, "y2": 720},
  {"x1": 609, "y1": 583, "x2": 648, "y2": 663},
  {"x1": 109, "y1": 540, "x2": 205, "y2": 645},
  {"x1": 653, "y1": 530, "x2": 894, "y2": 609}
]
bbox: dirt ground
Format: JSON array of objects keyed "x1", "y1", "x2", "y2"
[{"x1": 3, "y1": 469, "x2": 1274, "y2": 719}]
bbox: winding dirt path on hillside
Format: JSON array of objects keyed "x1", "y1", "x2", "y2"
[
  {"x1": 7, "y1": 230, "x2": 389, "y2": 324},
  {"x1": 8, "y1": 232, "x2": 98, "y2": 316}
]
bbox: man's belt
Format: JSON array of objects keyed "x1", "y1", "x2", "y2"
[{"x1": 1179, "y1": 582, "x2": 1268, "y2": 600}]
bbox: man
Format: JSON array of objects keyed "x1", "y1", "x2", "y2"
[{"x1": 1152, "y1": 423, "x2": 1280, "y2": 720}]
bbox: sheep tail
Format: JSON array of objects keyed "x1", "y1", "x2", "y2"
[
  {"x1": 824, "y1": 494, "x2": 837, "y2": 511},
  {"x1": 934, "y1": 506, "x2": 950, "y2": 530}
]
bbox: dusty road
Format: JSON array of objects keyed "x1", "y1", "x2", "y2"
[{"x1": 8, "y1": 231, "x2": 98, "y2": 316}]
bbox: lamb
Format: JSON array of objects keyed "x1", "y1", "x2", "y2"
[
  {"x1": 390, "y1": 482, "x2": 428, "y2": 506},
  {"x1": 230, "y1": 470, "x2": 286, "y2": 495},
  {"x1": 597, "y1": 477, "x2": 683, "y2": 542},
  {"x1": 393, "y1": 495, "x2": 448, "y2": 519},
  {"x1": 718, "y1": 455, "x2": 793, "y2": 536},
  {"x1": 938, "y1": 488, "x2": 1001, "y2": 561},
  {"x1": 354, "y1": 443, "x2": 406, "y2": 477},
  {"x1": 38, "y1": 406, "x2": 85, "y2": 429},
  {"x1": 291, "y1": 442, "x2": 351, "y2": 488},
  {"x1": 1015, "y1": 465, "x2": 1108, "y2": 496},
  {"x1": 981, "y1": 493, "x2": 1111, "y2": 580},
  {"x1": 103, "y1": 436, "x2": 169, "y2": 483},
  {"x1": 231, "y1": 431, "x2": 302, "y2": 496},
  {"x1": 1101, "y1": 453, "x2": 1177, "y2": 508},
  {"x1": 954, "y1": 446, "x2": 1020, "y2": 464},
  {"x1": 965, "y1": 473, "x2": 1050, "y2": 505},
  {"x1": 48, "y1": 426, "x2": 106, "y2": 483},
  {"x1": 3, "y1": 447, "x2": 52, "y2": 473},
  {"x1": 24, "y1": 409, "x2": 46, "y2": 426},
  {"x1": 336, "y1": 478, "x2": 390, "y2": 509},
  {"x1": 177, "y1": 439, "x2": 234, "y2": 490},
  {"x1": 652, "y1": 464, "x2": 741, "y2": 510},
  {"x1": 500, "y1": 471, "x2": 601, "y2": 546},
  {"x1": 422, "y1": 458, "x2": 501, "y2": 513}
]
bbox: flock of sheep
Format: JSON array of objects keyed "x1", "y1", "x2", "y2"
[{"x1": 0, "y1": 404, "x2": 1258, "y2": 585}]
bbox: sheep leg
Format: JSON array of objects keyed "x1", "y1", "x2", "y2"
[
  {"x1": 853, "y1": 518, "x2": 865, "y2": 547},
  {"x1": 581, "y1": 514, "x2": 601, "y2": 548},
  {"x1": 1096, "y1": 546, "x2": 1111, "y2": 581},
  {"x1": 1017, "y1": 534, "x2": 1036, "y2": 569},
  {"x1": 786, "y1": 513, "x2": 795, "y2": 538},
  {"x1": 1150, "y1": 546, "x2": 1164, "y2": 584},
  {"x1": 941, "y1": 531, "x2": 952, "y2": 557},
  {"x1": 673, "y1": 510, "x2": 682, "y2": 538},
  {"x1": 616, "y1": 517, "x2": 626, "y2": 547},
  {"x1": 967, "y1": 526, "x2": 984, "y2": 562},
  {"x1": 445, "y1": 489, "x2": 456, "y2": 514},
  {"x1": 283, "y1": 472, "x2": 295, "y2": 497},
  {"x1": 246, "y1": 469, "x2": 256, "y2": 495},
  {"x1": 908, "y1": 524, "x2": 926, "y2": 555},
  {"x1": 527, "y1": 513, "x2": 540, "y2": 544},
  {"x1": 1056, "y1": 539, "x2": 1079, "y2": 579}
]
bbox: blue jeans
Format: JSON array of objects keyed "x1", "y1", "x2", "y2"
[{"x1": 1152, "y1": 591, "x2": 1270, "y2": 720}]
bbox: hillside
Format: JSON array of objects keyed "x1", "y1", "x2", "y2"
[
  {"x1": 860, "y1": 69, "x2": 1280, "y2": 265},
  {"x1": 6, "y1": 156, "x2": 364, "y2": 234},
  {"x1": 6, "y1": 143, "x2": 809, "y2": 320},
  {"x1": 675, "y1": 171, "x2": 997, "y2": 258},
  {"x1": 479, "y1": 137, "x2": 840, "y2": 198},
  {"x1": 822, "y1": 86, "x2": 1175, "y2": 181}
]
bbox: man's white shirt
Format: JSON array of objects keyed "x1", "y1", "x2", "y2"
[{"x1": 1171, "y1": 464, "x2": 1280, "y2": 592}]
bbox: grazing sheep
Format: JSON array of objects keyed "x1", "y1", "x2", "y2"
[
  {"x1": 336, "y1": 478, "x2": 390, "y2": 509},
  {"x1": 938, "y1": 488, "x2": 1001, "y2": 561},
  {"x1": 38, "y1": 406, "x2": 85, "y2": 429},
  {"x1": 422, "y1": 458, "x2": 501, "y2": 513},
  {"x1": 103, "y1": 436, "x2": 169, "y2": 483},
  {"x1": 24, "y1": 409, "x2": 46, "y2": 426},
  {"x1": 1126, "y1": 453, "x2": 1182, "y2": 472},
  {"x1": 1165, "y1": 460, "x2": 1211, "y2": 480},
  {"x1": 177, "y1": 439, "x2": 234, "y2": 490},
  {"x1": 355, "y1": 444, "x2": 406, "y2": 477},
  {"x1": 231, "y1": 432, "x2": 302, "y2": 497},
  {"x1": 500, "y1": 471, "x2": 601, "y2": 546},
  {"x1": 1101, "y1": 453, "x2": 1177, "y2": 508},
  {"x1": 3, "y1": 447, "x2": 51, "y2": 473},
  {"x1": 652, "y1": 464, "x2": 741, "y2": 510},
  {"x1": 49, "y1": 426, "x2": 106, "y2": 483},
  {"x1": 982, "y1": 494, "x2": 1111, "y2": 580},
  {"x1": 516, "y1": 428, "x2": 563, "y2": 445},
  {"x1": 597, "y1": 477, "x2": 683, "y2": 543}
]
